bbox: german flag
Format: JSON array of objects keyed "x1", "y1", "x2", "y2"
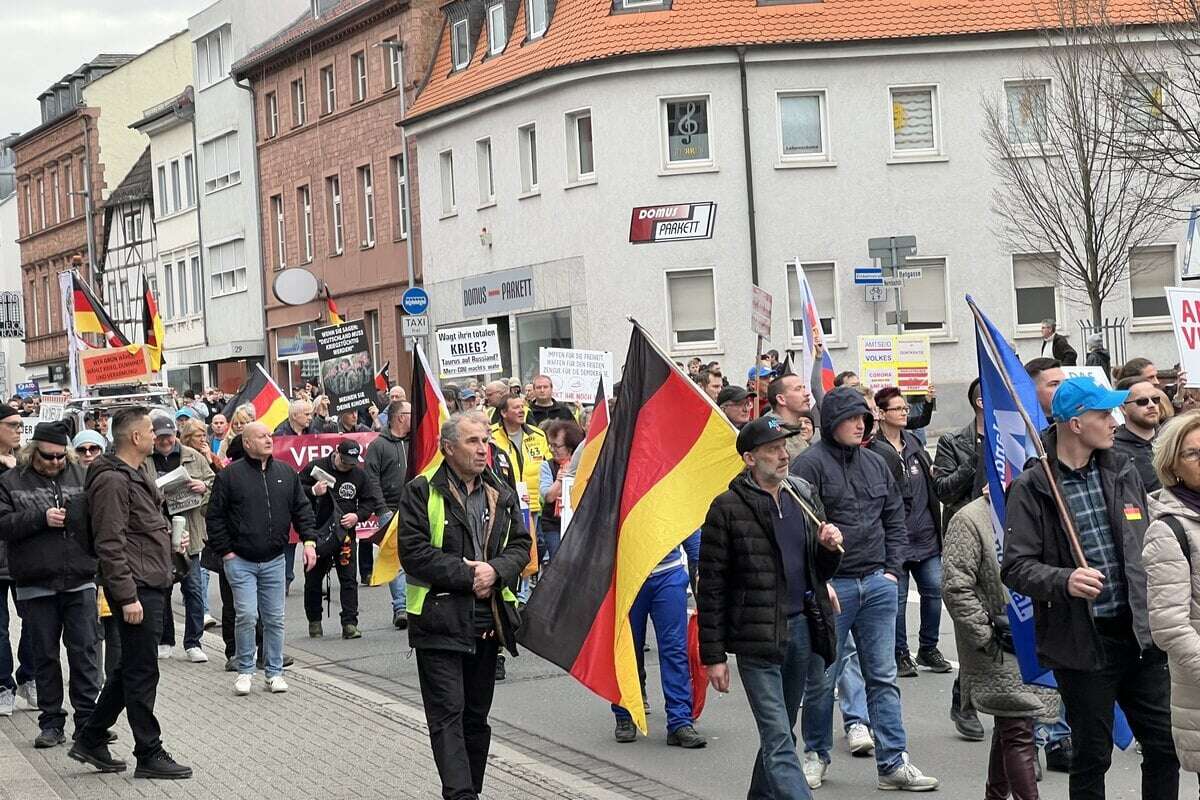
[
  {"x1": 72, "y1": 272, "x2": 129, "y2": 348},
  {"x1": 519, "y1": 324, "x2": 743, "y2": 733},
  {"x1": 324, "y1": 282, "x2": 344, "y2": 325},
  {"x1": 370, "y1": 344, "x2": 448, "y2": 585},
  {"x1": 142, "y1": 274, "x2": 165, "y2": 372},
  {"x1": 220, "y1": 363, "x2": 289, "y2": 431},
  {"x1": 569, "y1": 378, "x2": 609, "y2": 509},
  {"x1": 374, "y1": 361, "x2": 390, "y2": 394}
]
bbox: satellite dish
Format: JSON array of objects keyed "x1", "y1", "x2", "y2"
[{"x1": 273, "y1": 268, "x2": 319, "y2": 306}]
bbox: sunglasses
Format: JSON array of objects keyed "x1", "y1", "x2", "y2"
[
  {"x1": 75, "y1": 445, "x2": 102, "y2": 455},
  {"x1": 36, "y1": 450, "x2": 67, "y2": 461},
  {"x1": 1123, "y1": 396, "x2": 1161, "y2": 408}
]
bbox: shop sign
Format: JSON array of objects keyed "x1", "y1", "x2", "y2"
[
  {"x1": 629, "y1": 202, "x2": 716, "y2": 244},
  {"x1": 462, "y1": 266, "x2": 536, "y2": 317}
]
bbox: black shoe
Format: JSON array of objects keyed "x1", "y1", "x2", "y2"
[
  {"x1": 667, "y1": 725, "x2": 707, "y2": 749},
  {"x1": 134, "y1": 750, "x2": 192, "y2": 780},
  {"x1": 341, "y1": 624, "x2": 362, "y2": 640},
  {"x1": 1045, "y1": 738, "x2": 1073, "y2": 773},
  {"x1": 916, "y1": 647, "x2": 953, "y2": 673},
  {"x1": 495, "y1": 655, "x2": 506, "y2": 682},
  {"x1": 642, "y1": 691, "x2": 651, "y2": 716},
  {"x1": 224, "y1": 657, "x2": 236, "y2": 672},
  {"x1": 34, "y1": 728, "x2": 65, "y2": 748},
  {"x1": 614, "y1": 717, "x2": 637, "y2": 743},
  {"x1": 1035, "y1": 747, "x2": 1044, "y2": 782},
  {"x1": 72, "y1": 729, "x2": 118, "y2": 744},
  {"x1": 950, "y1": 680, "x2": 986, "y2": 741},
  {"x1": 360, "y1": 577, "x2": 371, "y2": 586},
  {"x1": 69, "y1": 740, "x2": 127, "y2": 773},
  {"x1": 896, "y1": 652, "x2": 918, "y2": 678},
  {"x1": 282, "y1": 654, "x2": 294, "y2": 668},
  {"x1": 393, "y1": 610, "x2": 408, "y2": 630}
]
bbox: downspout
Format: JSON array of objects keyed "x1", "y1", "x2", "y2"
[
  {"x1": 736, "y1": 47, "x2": 759, "y2": 287},
  {"x1": 184, "y1": 100, "x2": 210, "y2": 348},
  {"x1": 235, "y1": 76, "x2": 269, "y2": 374}
]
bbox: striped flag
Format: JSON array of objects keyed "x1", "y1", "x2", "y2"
[
  {"x1": 519, "y1": 324, "x2": 743, "y2": 734},
  {"x1": 569, "y1": 378, "x2": 609, "y2": 510},
  {"x1": 72, "y1": 272, "x2": 129, "y2": 348},
  {"x1": 142, "y1": 274, "x2": 165, "y2": 372},
  {"x1": 219, "y1": 363, "x2": 289, "y2": 432},
  {"x1": 795, "y1": 263, "x2": 835, "y2": 392},
  {"x1": 324, "y1": 282, "x2": 344, "y2": 325}
]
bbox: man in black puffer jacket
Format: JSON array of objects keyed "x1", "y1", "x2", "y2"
[{"x1": 699, "y1": 416, "x2": 842, "y2": 798}]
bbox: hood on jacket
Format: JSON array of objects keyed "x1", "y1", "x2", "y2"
[
  {"x1": 818, "y1": 387, "x2": 874, "y2": 446},
  {"x1": 1149, "y1": 487, "x2": 1200, "y2": 524},
  {"x1": 85, "y1": 452, "x2": 136, "y2": 487},
  {"x1": 1115, "y1": 425, "x2": 1153, "y2": 450}
]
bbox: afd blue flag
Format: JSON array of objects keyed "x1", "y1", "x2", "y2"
[{"x1": 968, "y1": 296, "x2": 1133, "y2": 749}]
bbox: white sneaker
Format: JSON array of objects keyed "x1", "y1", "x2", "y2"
[
  {"x1": 803, "y1": 751, "x2": 828, "y2": 789},
  {"x1": 234, "y1": 674, "x2": 252, "y2": 696},
  {"x1": 15, "y1": 681, "x2": 36, "y2": 711},
  {"x1": 184, "y1": 647, "x2": 209, "y2": 663},
  {"x1": 878, "y1": 759, "x2": 939, "y2": 791},
  {"x1": 0, "y1": 688, "x2": 13, "y2": 716},
  {"x1": 203, "y1": 614, "x2": 218, "y2": 629},
  {"x1": 265, "y1": 676, "x2": 288, "y2": 694},
  {"x1": 157, "y1": 645, "x2": 173, "y2": 660},
  {"x1": 846, "y1": 722, "x2": 875, "y2": 756}
]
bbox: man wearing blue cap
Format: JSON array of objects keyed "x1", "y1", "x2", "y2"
[{"x1": 1002, "y1": 376, "x2": 1178, "y2": 800}]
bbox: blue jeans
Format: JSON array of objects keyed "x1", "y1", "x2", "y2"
[
  {"x1": 223, "y1": 554, "x2": 286, "y2": 677},
  {"x1": 837, "y1": 634, "x2": 869, "y2": 730},
  {"x1": 180, "y1": 554, "x2": 205, "y2": 650},
  {"x1": 739, "y1": 614, "x2": 817, "y2": 800},
  {"x1": 895, "y1": 554, "x2": 943, "y2": 654},
  {"x1": 389, "y1": 570, "x2": 407, "y2": 614},
  {"x1": 200, "y1": 567, "x2": 210, "y2": 615},
  {"x1": 802, "y1": 571, "x2": 907, "y2": 774},
  {"x1": 0, "y1": 580, "x2": 33, "y2": 691},
  {"x1": 611, "y1": 567, "x2": 694, "y2": 733}
]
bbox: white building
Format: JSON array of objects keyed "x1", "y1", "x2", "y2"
[
  {"x1": 0, "y1": 193, "x2": 27, "y2": 398},
  {"x1": 406, "y1": 0, "x2": 1186, "y2": 425},
  {"x1": 99, "y1": 148, "x2": 156, "y2": 349}
]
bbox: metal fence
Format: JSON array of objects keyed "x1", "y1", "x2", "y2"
[{"x1": 1077, "y1": 318, "x2": 1128, "y2": 378}]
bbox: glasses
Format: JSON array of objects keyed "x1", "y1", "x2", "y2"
[
  {"x1": 1124, "y1": 397, "x2": 1156, "y2": 407},
  {"x1": 75, "y1": 446, "x2": 101, "y2": 456},
  {"x1": 0, "y1": 420, "x2": 20, "y2": 430},
  {"x1": 36, "y1": 450, "x2": 67, "y2": 461},
  {"x1": 886, "y1": 405, "x2": 911, "y2": 414},
  {"x1": 1180, "y1": 449, "x2": 1200, "y2": 464}
]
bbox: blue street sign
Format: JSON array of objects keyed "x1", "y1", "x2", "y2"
[
  {"x1": 401, "y1": 286, "x2": 430, "y2": 316},
  {"x1": 853, "y1": 267, "x2": 884, "y2": 286}
]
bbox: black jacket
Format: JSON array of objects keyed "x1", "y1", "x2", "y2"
[
  {"x1": 363, "y1": 431, "x2": 408, "y2": 510},
  {"x1": 1001, "y1": 427, "x2": 1153, "y2": 671},
  {"x1": 866, "y1": 429, "x2": 942, "y2": 553},
  {"x1": 87, "y1": 456, "x2": 172, "y2": 606},
  {"x1": 698, "y1": 473, "x2": 841, "y2": 667},
  {"x1": 932, "y1": 421, "x2": 984, "y2": 529},
  {"x1": 1112, "y1": 425, "x2": 1159, "y2": 493},
  {"x1": 0, "y1": 461, "x2": 93, "y2": 591},
  {"x1": 791, "y1": 388, "x2": 907, "y2": 578},
  {"x1": 299, "y1": 455, "x2": 383, "y2": 532},
  {"x1": 1086, "y1": 348, "x2": 1112, "y2": 381},
  {"x1": 1045, "y1": 333, "x2": 1078, "y2": 366},
  {"x1": 528, "y1": 400, "x2": 575, "y2": 427},
  {"x1": 206, "y1": 454, "x2": 316, "y2": 562},
  {"x1": 397, "y1": 462, "x2": 531, "y2": 655},
  {"x1": 273, "y1": 418, "x2": 326, "y2": 436}
]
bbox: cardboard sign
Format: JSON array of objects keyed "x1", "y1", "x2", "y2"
[
  {"x1": 38, "y1": 396, "x2": 66, "y2": 422},
  {"x1": 751, "y1": 286, "x2": 773, "y2": 338},
  {"x1": 436, "y1": 324, "x2": 502, "y2": 378},
  {"x1": 315, "y1": 321, "x2": 374, "y2": 414},
  {"x1": 273, "y1": 432, "x2": 380, "y2": 540},
  {"x1": 538, "y1": 347, "x2": 614, "y2": 404},
  {"x1": 1168, "y1": 287, "x2": 1200, "y2": 387},
  {"x1": 857, "y1": 334, "x2": 931, "y2": 394},
  {"x1": 79, "y1": 346, "x2": 153, "y2": 387}
]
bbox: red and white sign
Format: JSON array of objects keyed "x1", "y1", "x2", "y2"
[
  {"x1": 1167, "y1": 286, "x2": 1200, "y2": 387},
  {"x1": 751, "y1": 286, "x2": 772, "y2": 338},
  {"x1": 272, "y1": 432, "x2": 381, "y2": 541},
  {"x1": 629, "y1": 202, "x2": 717, "y2": 244}
]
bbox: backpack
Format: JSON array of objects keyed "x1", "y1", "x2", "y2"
[{"x1": 1161, "y1": 515, "x2": 1193, "y2": 566}]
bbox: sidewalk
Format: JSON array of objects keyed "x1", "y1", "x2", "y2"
[{"x1": 0, "y1": 616, "x2": 631, "y2": 800}]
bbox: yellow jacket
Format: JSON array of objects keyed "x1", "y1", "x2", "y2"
[{"x1": 490, "y1": 422, "x2": 551, "y2": 513}]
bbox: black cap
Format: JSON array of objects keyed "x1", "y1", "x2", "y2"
[
  {"x1": 32, "y1": 421, "x2": 70, "y2": 446},
  {"x1": 735, "y1": 416, "x2": 800, "y2": 455},
  {"x1": 0, "y1": 405, "x2": 17, "y2": 422},
  {"x1": 717, "y1": 386, "x2": 755, "y2": 406},
  {"x1": 336, "y1": 439, "x2": 362, "y2": 459}
]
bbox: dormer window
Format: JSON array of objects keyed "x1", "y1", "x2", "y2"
[
  {"x1": 617, "y1": 0, "x2": 667, "y2": 9},
  {"x1": 487, "y1": 4, "x2": 507, "y2": 55},
  {"x1": 526, "y1": 0, "x2": 548, "y2": 39},
  {"x1": 452, "y1": 19, "x2": 471, "y2": 70}
]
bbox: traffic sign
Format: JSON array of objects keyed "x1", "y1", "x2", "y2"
[
  {"x1": 883, "y1": 277, "x2": 904, "y2": 287},
  {"x1": 865, "y1": 285, "x2": 889, "y2": 303},
  {"x1": 402, "y1": 315, "x2": 429, "y2": 338},
  {"x1": 401, "y1": 286, "x2": 430, "y2": 315},
  {"x1": 854, "y1": 267, "x2": 884, "y2": 286},
  {"x1": 867, "y1": 235, "x2": 918, "y2": 268},
  {"x1": 896, "y1": 268, "x2": 923, "y2": 281}
]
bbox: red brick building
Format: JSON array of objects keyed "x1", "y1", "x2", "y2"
[{"x1": 233, "y1": 0, "x2": 441, "y2": 392}]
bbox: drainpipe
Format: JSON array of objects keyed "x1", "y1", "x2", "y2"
[
  {"x1": 183, "y1": 99, "x2": 210, "y2": 349},
  {"x1": 235, "y1": 77, "x2": 270, "y2": 375},
  {"x1": 736, "y1": 47, "x2": 760, "y2": 287}
]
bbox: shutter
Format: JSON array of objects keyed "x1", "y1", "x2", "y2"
[
  {"x1": 903, "y1": 262, "x2": 946, "y2": 330},
  {"x1": 892, "y1": 88, "x2": 935, "y2": 151},
  {"x1": 1131, "y1": 248, "x2": 1174, "y2": 318},
  {"x1": 669, "y1": 271, "x2": 716, "y2": 343}
]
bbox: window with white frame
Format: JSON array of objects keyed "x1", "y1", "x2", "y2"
[
  {"x1": 163, "y1": 262, "x2": 176, "y2": 319},
  {"x1": 202, "y1": 131, "x2": 240, "y2": 193},
  {"x1": 43, "y1": 277, "x2": 52, "y2": 332},
  {"x1": 22, "y1": 185, "x2": 31, "y2": 234},
  {"x1": 320, "y1": 65, "x2": 336, "y2": 115},
  {"x1": 527, "y1": 0, "x2": 548, "y2": 39},
  {"x1": 195, "y1": 25, "x2": 229, "y2": 88},
  {"x1": 667, "y1": 269, "x2": 717, "y2": 348},
  {"x1": 177, "y1": 257, "x2": 189, "y2": 317},
  {"x1": 487, "y1": 4, "x2": 507, "y2": 55},
  {"x1": 66, "y1": 166, "x2": 75, "y2": 218},
  {"x1": 786, "y1": 262, "x2": 837, "y2": 340},
  {"x1": 1124, "y1": 73, "x2": 1167, "y2": 132},
  {"x1": 620, "y1": 0, "x2": 666, "y2": 7},
  {"x1": 28, "y1": 280, "x2": 38, "y2": 336},
  {"x1": 170, "y1": 159, "x2": 182, "y2": 212},
  {"x1": 390, "y1": 154, "x2": 408, "y2": 239},
  {"x1": 566, "y1": 109, "x2": 594, "y2": 181},
  {"x1": 271, "y1": 194, "x2": 285, "y2": 268},
  {"x1": 358, "y1": 164, "x2": 375, "y2": 247},
  {"x1": 778, "y1": 91, "x2": 828, "y2": 161},
  {"x1": 37, "y1": 177, "x2": 44, "y2": 228},
  {"x1": 352, "y1": 51, "x2": 368, "y2": 102},
  {"x1": 327, "y1": 175, "x2": 344, "y2": 254},
  {"x1": 365, "y1": 309, "x2": 381, "y2": 368},
  {"x1": 190, "y1": 254, "x2": 202, "y2": 314},
  {"x1": 51, "y1": 170, "x2": 59, "y2": 224},
  {"x1": 476, "y1": 138, "x2": 495, "y2": 204},
  {"x1": 662, "y1": 96, "x2": 712, "y2": 168},
  {"x1": 123, "y1": 210, "x2": 141, "y2": 244},
  {"x1": 899, "y1": 257, "x2": 948, "y2": 332},
  {"x1": 157, "y1": 165, "x2": 168, "y2": 216},
  {"x1": 184, "y1": 154, "x2": 195, "y2": 207},
  {"x1": 209, "y1": 238, "x2": 247, "y2": 297},
  {"x1": 292, "y1": 77, "x2": 307, "y2": 126},
  {"x1": 889, "y1": 86, "x2": 939, "y2": 155},
  {"x1": 383, "y1": 37, "x2": 401, "y2": 90},
  {"x1": 1012, "y1": 254, "x2": 1058, "y2": 328},
  {"x1": 266, "y1": 92, "x2": 279, "y2": 137},
  {"x1": 298, "y1": 185, "x2": 313, "y2": 262},
  {"x1": 1005, "y1": 80, "x2": 1049, "y2": 145},
  {"x1": 1129, "y1": 245, "x2": 1174, "y2": 319},
  {"x1": 440, "y1": 150, "x2": 456, "y2": 215},
  {"x1": 518, "y1": 124, "x2": 538, "y2": 193},
  {"x1": 451, "y1": 20, "x2": 471, "y2": 70}
]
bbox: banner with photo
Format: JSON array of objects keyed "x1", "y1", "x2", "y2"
[{"x1": 315, "y1": 321, "x2": 374, "y2": 414}]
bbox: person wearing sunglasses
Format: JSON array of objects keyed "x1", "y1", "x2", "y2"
[
  {"x1": 0, "y1": 421, "x2": 98, "y2": 752},
  {"x1": 1114, "y1": 377, "x2": 1164, "y2": 493},
  {"x1": 72, "y1": 430, "x2": 107, "y2": 469}
]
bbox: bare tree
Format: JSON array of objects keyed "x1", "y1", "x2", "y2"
[{"x1": 982, "y1": 9, "x2": 1188, "y2": 325}]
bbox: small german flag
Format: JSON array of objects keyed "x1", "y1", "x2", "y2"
[
  {"x1": 323, "y1": 282, "x2": 344, "y2": 325},
  {"x1": 374, "y1": 361, "x2": 390, "y2": 394},
  {"x1": 219, "y1": 363, "x2": 289, "y2": 432},
  {"x1": 142, "y1": 274, "x2": 165, "y2": 371},
  {"x1": 72, "y1": 272, "x2": 129, "y2": 348}
]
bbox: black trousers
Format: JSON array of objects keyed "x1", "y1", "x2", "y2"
[
  {"x1": 80, "y1": 587, "x2": 166, "y2": 760},
  {"x1": 101, "y1": 615, "x2": 121, "y2": 681},
  {"x1": 22, "y1": 588, "x2": 100, "y2": 734},
  {"x1": 303, "y1": 547, "x2": 359, "y2": 625},
  {"x1": 219, "y1": 567, "x2": 261, "y2": 659},
  {"x1": 416, "y1": 641, "x2": 501, "y2": 800},
  {"x1": 358, "y1": 539, "x2": 373, "y2": 583},
  {"x1": 1054, "y1": 622, "x2": 1179, "y2": 800}
]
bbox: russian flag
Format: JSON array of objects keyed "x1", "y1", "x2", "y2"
[{"x1": 795, "y1": 264, "x2": 835, "y2": 391}]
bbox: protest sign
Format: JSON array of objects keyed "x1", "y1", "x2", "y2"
[
  {"x1": 857, "y1": 334, "x2": 931, "y2": 394},
  {"x1": 18, "y1": 418, "x2": 37, "y2": 445},
  {"x1": 436, "y1": 324, "x2": 502, "y2": 379},
  {"x1": 14, "y1": 380, "x2": 39, "y2": 398},
  {"x1": 316, "y1": 321, "x2": 374, "y2": 414},
  {"x1": 38, "y1": 395, "x2": 66, "y2": 422},
  {"x1": 538, "y1": 347, "x2": 614, "y2": 404},
  {"x1": 1167, "y1": 286, "x2": 1200, "y2": 387},
  {"x1": 273, "y1": 432, "x2": 379, "y2": 540},
  {"x1": 79, "y1": 346, "x2": 153, "y2": 387}
]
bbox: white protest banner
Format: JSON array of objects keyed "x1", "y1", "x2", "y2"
[
  {"x1": 38, "y1": 396, "x2": 66, "y2": 422},
  {"x1": 19, "y1": 418, "x2": 37, "y2": 445},
  {"x1": 1167, "y1": 286, "x2": 1200, "y2": 387},
  {"x1": 436, "y1": 324, "x2": 502, "y2": 379},
  {"x1": 538, "y1": 347, "x2": 614, "y2": 404},
  {"x1": 751, "y1": 286, "x2": 772, "y2": 338}
]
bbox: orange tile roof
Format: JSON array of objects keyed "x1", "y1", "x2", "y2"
[{"x1": 407, "y1": 0, "x2": 1159, "y2": 122}]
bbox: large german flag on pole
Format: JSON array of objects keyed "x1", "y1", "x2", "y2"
[
  {"x1": 220, "y1": 363, "x2": 289, "y2": 431},
  {"x1": 72, "y1": 271, "x2": 129, "y2": 348},
  {"x1": 519, "y1": 322, "x2": 743, "y2": 733},
  {"x1": 142, "y1": 274, "x2": 165, "y2": 372},
  {"x1": 569, "y1": 378, "x2": 609, "y2": 509},
  {"x1": 323, "y1": 282, "x2": 345, "y2": 325}
]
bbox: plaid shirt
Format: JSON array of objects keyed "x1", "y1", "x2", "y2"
[{"x1": 1059, "y1": 458, "x2": 1127, "y2": 617}]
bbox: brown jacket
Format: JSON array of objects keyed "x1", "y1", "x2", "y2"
[{"x1": 87, "y1": 454, "x2": 171, "y2": 608}]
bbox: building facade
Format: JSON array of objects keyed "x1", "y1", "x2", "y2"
[
  {"x1": 98, "y1": 147, "x2": 156, "y2": 348},
  {"x1": 0, "y1": 193, "x2": 27, "y2": 399}
]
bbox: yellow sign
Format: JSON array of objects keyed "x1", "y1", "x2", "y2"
[{"x1": 857, "y1": 334, "x2": 931, "y2": 395}]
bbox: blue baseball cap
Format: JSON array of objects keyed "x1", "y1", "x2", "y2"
[
  {"x1": 1051, "y1": 376, "x2": 1128, "y2": 423},
  {"x1": 747, "y1": 365, "x2": 772, "y2": 380}
]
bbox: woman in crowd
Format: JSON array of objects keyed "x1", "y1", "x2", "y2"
[
  {"x1": 222, "y1": 403, "x2": 255, "y2": 463},
  {"x1": 539, "y1": 419, "x2": 585, "y2": 567},
  {"x1": 181, "y1": 419, "x2": 223, "y2": 475}
]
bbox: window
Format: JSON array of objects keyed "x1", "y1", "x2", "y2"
[
  {"x1": 320, "y1": 66, "x2": 336, "y2": 115},
  {"x1": 365, "y1": 309, "x2": 381, "y2": 368},
  {"x1": 786, "y1": 262, "x2": 837, "y2": 340},
  {"x1": 390, "y1": 154, "x2": 409, "y2": 239},
  {"x1": 271, "y1": 194, "x2": 285, "y2": 268},
  {"x1": 123, "y1": 210, "x2": 141, "y2": 244},
  {"x1": 476, "y1": 138, "x2": 495, "y2": 204},
  {"x1": 195, "y1": 26, "x2": 229, "y2": 88},
  {"x1": 163, "y1": 262, "x2": 176, "y2": 319},
  {"x1": 28, "y1": 280, "x2": 38, "y2": 336},
  {"x1": 184, "y1": 154, "x2": 195, "y2": 207},
  {"x1": 518, "y1": 124, "x2": 538, "y2": 193},
  {"x1": 37, "y1": 177, "x2": 45, "y2": 229},
  {"x1": 170, "y1": 159, "x2": 182, "y2": 212},
  {"x1": 899, "y1": 257, "x2": 948, "y2": 333},
  {"x1": 566, "y1": 110, "x2": 594, "y2": 181},
  {"x1": 352, "y1": 51, "x2": 367, "y2": 102},
  {"x1": 157, "y1": 165, "x2": 168, "y2": 215},
  {"x1": 177, "y1": 258, "x2": 189, "y2": 317},
  {"x1": 517, "y1": 308, "x2": 572, "y2": 382},
  {"x1": 358, "y1": 164, "x2": 376, "y2": 247},
  {"x1": 662, "y1": 96, "x2": 712, "y2": 168},
  {"x1": 202, "y1": 131, "x2": 241, "y2": 193},
  {"x1": 66, "y1": 166, "x2": 75, "y2": 218},
  {"x1": 527, "y1": 0, "x2": 548, "y2": 39},
  {"x1": 51, "y1": 170, "x2": 60, "y2": 224},
  {"x1": 383, "y1": 37, "x2": 401, "y2": 90},
  {"x1": 298, "y1": 185, "x2": 313, "y2": 262},
  {"x1": 43, "y1": 276, "x2": 53, "y2": 332},
  {"x1": 1012, "y1": 254, "x2": 1058, "y2": 328},
  {"x1": 440, "y1": 150, "x2": 456, "y2": 215},
  {"x1": 1129, "y1": 246, "x2": 1174, "y2": 319},
  {"x1": 209, "y1": 239, "x2": 247, "y2": 297},
  {"x1": 667, "y1": 269, "x2": 717, "y2": 348},
  {"x1": 1124, "y1": 73, "x2": 1167, "y2": 133},
  {"x1": 190, "y1": 255, "x2": 202, "y2": 315},
  {"x1": 1005, "y1": 80, "x2": 1049, "y2": 145},
  {"x1": 451, "y1": 19, "x2": 471, "y2": 70},
  {"x1": 487, "y1": 4, "x2": 507, "y2": 55},
  {"x1": 778, "y1": 91, "x2": 828, "y2": 160},
  {"x1": 292, "y1": 78, "x2": 307, "y2": 126},
  {"x1": 266, "y1": 92, "x2": 279, "y2": 137},
  {"x1": 890, "y1": 86, "x2": 939, "y2": 155},
  {"x1": 22, "y1": 185, "x2": 31, "y2": 235},
  {"x1": 327, "y1": 175, "x2": 344, "y2": 254}
]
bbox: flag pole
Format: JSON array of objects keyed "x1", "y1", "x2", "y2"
[
  {"x1": 625, "y1": 316, "x2": 735, "y2": 430},
  {"x1": 966, "y1": 298, "x2": 1088, "y2": 570}
]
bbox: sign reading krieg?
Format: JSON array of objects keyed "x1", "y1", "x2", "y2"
[
  {"x1": 436, "y1": 324, "x2": 503, "y2": 378},
  {"x1": 629, "y1": 202, "x2": 717, "y2": 244}
]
